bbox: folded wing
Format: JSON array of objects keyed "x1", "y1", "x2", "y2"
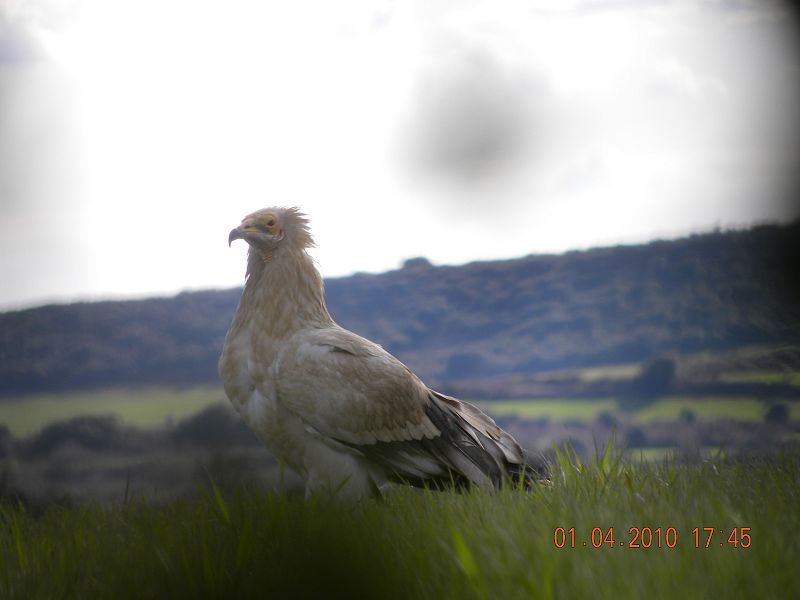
[{"x1": 273, "y1": 326, "x2": 533, "y2": 488}]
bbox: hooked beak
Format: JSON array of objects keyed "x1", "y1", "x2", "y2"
[
  {"x1": 228, "y1": 221, "x2": 280, "y2": 247},
  {"x1": 228, "y1": 226, "x2": 245, "y2": 247}
]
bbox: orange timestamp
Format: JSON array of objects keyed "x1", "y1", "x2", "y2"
[{"x1": 553, "y1": 527, "x2": 752, "y2": 549}]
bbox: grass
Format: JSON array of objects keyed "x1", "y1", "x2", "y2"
[
  {"x1": 0, "y1": 387, "x2": 223, "y2": 437},
  {"x1": 1, "y1": 445, "x2": 798, "y2": 598},
  {"x1": 627, "y1": 447, "x2": 722, "y2": 462}
]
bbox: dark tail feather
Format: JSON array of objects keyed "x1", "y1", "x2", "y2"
[
  {"x1": 426, "y1": 390, "x2": 551, "y2": 491},
  {"x1": 506, "y1": 450, "x2": 550, "y2": 490}
]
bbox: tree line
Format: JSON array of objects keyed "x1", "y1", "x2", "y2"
[{"x1": 1, "y1": 221, "x2": 798, "y2": 396}]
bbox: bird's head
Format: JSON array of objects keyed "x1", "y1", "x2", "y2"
[{"x1": 228, "y1": 207, "x2": 314, "y2": 256}]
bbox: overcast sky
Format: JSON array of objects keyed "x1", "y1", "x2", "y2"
[{"x1": 1, "y1": 0, "x2": 799, "y2": 310}]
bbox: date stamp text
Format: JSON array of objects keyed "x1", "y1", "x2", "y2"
[{"x1": 553, "y1": 527, "x2": 751, "y2": 549}]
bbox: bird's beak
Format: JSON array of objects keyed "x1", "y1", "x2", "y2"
[
  {"x1": 229, "y1": 219, "x2": 281, "y2": 247},
  {"x1": 228, "y1": 226, "x2": 245, "y2": 247}
]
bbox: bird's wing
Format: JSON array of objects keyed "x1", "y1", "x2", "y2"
[
  {"x1": 274, "y1": 326, "x2": 439, "y2": 445},
  {"x1": 273, "y1": 326, "x2": 525, "y2": 486}
]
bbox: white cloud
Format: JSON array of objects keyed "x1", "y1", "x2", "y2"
[
  {"x1": 0, "y1": 0, "x2": 798, "y2": 309},
  {"x1": 645, "y1": 58, "x2": 728, "y2": 100}
]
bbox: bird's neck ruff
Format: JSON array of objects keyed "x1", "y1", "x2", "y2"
[{"x1": 234, "y1": 247, "x2": 333, "y2": 339}]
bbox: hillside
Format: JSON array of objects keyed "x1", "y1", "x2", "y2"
[{"x1": 1, "y1": 221, "x2": 799, "y2": 397}]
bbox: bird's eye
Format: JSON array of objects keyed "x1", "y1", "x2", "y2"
[{"x1": 267, "y1": 219, "x2": 275, "y2": 227}]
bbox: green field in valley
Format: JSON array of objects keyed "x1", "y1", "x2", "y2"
[
  {"x1": 479, "y1": 397, "x2": 800, "y2": 423},
  {"x1": 480, "y1": 398, "x2": 619, "y2": 420},
  {"x1": 0, "y1": 387, "x2": 224, "y2": 437},
  {"x1": 718, "y1": 371, "x2": 800, "y2": 386},
  {"x1": 2, "y1": 387, "x2": 799, "y2": 438},
  {"x1": 627, "y1": 397, "x2": 790, "y2": 423}
]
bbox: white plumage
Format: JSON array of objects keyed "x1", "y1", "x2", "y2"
[{"x1": 219, "y1": 207, "x2": 540, "y2": 499}]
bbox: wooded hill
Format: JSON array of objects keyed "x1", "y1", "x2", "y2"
[{"x1": 1, "y1": 221, "x2": 798, "y2": 397}]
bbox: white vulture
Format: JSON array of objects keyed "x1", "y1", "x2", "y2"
[{"x1": 219, "y1": 207, "x2": 542, "y2": 499}]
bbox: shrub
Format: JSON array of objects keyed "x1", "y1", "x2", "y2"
[
  {"x1": 169, "y1": 404, "x2": 260, "y2": 448},
  {"x1": 26, "y1": 416, "x2": 127, "y2": 457},
  {"x1": 764, "y1": 403, "x2": 789, "y2": 424}
]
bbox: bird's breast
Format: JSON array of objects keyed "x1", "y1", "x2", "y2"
[{"x1": 220, "y1": 325, "x2": 311, "y2": 473}]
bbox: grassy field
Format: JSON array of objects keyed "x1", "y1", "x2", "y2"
[
  {"x1": 718, "y1": 370, "x2": 800, "y2": 386},
  {"x1": 479, "y1": 397, "x2": 800, "y2": 423},
  {"x1": 2, "y1": 387, "x2": 799, "y2": 438},
  {"x1": 627, "y1": 396, "x2": 800, "y2": 423},
  {"x1": 478, "y1": 398, "x2": 619, "y2": 421},
  {"x1": 0, "y1": 387, "x2": 224, "y2": 437},
  {"x1": 1, "y1": 445, "x2": 797, "y2": 598}
]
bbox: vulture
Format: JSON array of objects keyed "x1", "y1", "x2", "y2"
[{"x1": 219, "y1": 207, "x2": 543, "y2": 499}]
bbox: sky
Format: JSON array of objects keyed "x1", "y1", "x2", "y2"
[{"x1": 1, "y1": 0, "x2": 799, "y2": 311}]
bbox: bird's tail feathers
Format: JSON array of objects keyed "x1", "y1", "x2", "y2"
[{"x1": 426, "y1": 390, "x2": 548, "y2": 490}]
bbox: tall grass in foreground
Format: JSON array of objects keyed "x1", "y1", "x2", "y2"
[{"x1": 1, "y1": 446, "x2": 798, "y2": 599}]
